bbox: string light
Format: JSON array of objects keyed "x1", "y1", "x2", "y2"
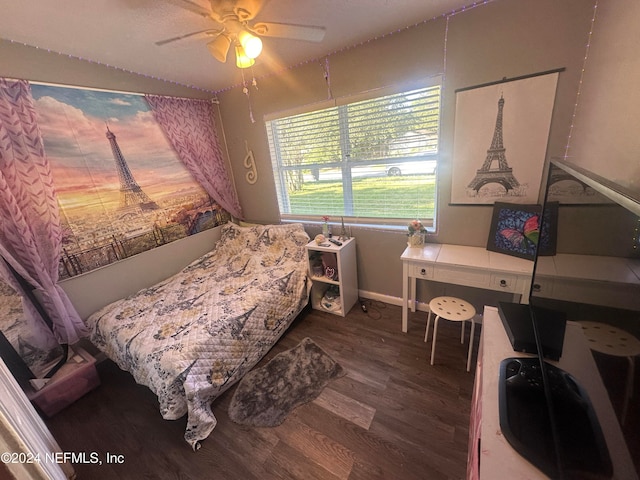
[
  {"x1": 218, "y1": 0, "x2": 494, "y2": 119},
  {"x1": 6, "y1": 1, "x2": 496, "y2": 100},
  {"x1": 6, "y1": 40, "x2": 218, "y2": 95},
  {"x1": 563, "y1": 0, "x2": 599, "y2": 161},
  {"x1": 441, "y1": 14, "x2": 451, "y2": 119},
  {"x1": 214, "y1": 0, "x2": 496, "y2": 94},
  {"x1": 443, "y1": 15, "x2": 450, "y2": 76},
  {"x1": 558, "y1": 1, "x2": 638, "y2": 254}
]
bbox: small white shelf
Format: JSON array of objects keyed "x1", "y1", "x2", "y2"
[{"x1": 305, "y1": 237, "x2": 358, "y2": 317}]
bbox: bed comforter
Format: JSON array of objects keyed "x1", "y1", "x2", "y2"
[{"x1": 85, "y1": 222, "x2": 310, "y2": 449}]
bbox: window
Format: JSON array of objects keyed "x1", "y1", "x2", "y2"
[{"x1": 265, "y1": 83, "x2": 441, "y2": 229}]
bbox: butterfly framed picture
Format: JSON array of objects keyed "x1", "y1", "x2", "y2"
[{"x1": 487, "y1": 202, "x2": 558, "y2": 260}]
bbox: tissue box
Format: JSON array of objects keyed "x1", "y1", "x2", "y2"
[{"x1": 28, "y1": 347, "x2": 100, "y2": 417}]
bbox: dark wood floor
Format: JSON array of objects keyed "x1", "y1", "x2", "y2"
[{"x1": 45, "y1": 301, "x2": 480, "y2": 480}]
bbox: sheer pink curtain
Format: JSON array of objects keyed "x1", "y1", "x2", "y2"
[
  {"x1": 0, "y1": 253, "x2": 59, "y2": 353},
  {"x1": 0, "y1": 78, "x2": 86, "y2": 345},
  {"x1": 145, "y1": 95, "x2": 243, "y2": 219}
]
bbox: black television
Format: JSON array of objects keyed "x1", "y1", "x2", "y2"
[{"x1": 498, "y1": 158, "x2": 640, "y2": 479}]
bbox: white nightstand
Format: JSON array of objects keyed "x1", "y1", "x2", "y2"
[{"x1": 305, "y1": 237, "x2": 358, "y2": 317}]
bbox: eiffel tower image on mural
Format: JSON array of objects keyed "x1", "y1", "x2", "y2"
[
  {"x1": 467, "y1": 95, "x2": 521, "y2": 195},
  {"x1": 106, "y1": 126, "x2": 159, "y2": 212}
]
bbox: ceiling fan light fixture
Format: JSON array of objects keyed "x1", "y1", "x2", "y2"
[
  {"x1": 207, "y1": 34, "x2": 231, "y2": 63},
  {"x1": 235, "y1": 44, "x2": 255, "y2": 68},
  {"x1": 237, "y1": 30, "x2": 262, "y2": 59}
]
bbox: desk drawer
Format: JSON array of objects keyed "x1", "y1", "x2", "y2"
[
  {"x1": 434, "y1": 266, "x2": 490, "y2": 288},
  {"x1": 490, "y1": 273, "x2": 521, "y2": 293},
  {"x1": 531, "y1": 277, "x2": 553, "y2": 296},
  {"x1": 409, "y1": 263, "x2": 434, "y2": 279}
]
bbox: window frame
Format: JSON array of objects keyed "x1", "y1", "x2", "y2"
[{"x1": 264, "y1": 77, "x2": 442, "y2": 232}]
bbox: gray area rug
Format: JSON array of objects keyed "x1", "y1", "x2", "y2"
[{"x1": 228, "y1": 337, "x2": 345, "y2": 427}]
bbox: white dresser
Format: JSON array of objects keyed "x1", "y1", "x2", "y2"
[{"x1": 468, "y1": 306, "x2": 637, "y2": 479}]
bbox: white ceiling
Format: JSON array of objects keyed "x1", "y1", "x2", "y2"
[{"x1": 0, "y1": 0, "x2": 472, "y2": 93}]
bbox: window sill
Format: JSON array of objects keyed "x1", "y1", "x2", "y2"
[{"x1": 280, "y1": 218, "x2": 436, "y2": 235}]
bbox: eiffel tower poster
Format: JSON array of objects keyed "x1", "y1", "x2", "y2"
[{"x1": 450, "y1": 71, "x2": 560, "y2": 205}]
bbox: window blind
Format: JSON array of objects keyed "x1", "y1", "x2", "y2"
[{"x1": 266, "y1": 84, "x2": 441, "y2": 229}]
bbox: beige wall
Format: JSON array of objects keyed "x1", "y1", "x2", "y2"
[
  {"x1": 217, "y1": 0, "x2": 596, "y2": 303},
  {"x1": 0, "y1": 39, "x2": 213, "y2": 99},
  {"x1": 565, "y1": 0, "x2": 640, "y2": 194},
  {"x1": 60, "y1": 227, "x2": 222, "y2": 319},
  {"x1": 5, "y1": 0, "x2": 629, "y2": 313}
]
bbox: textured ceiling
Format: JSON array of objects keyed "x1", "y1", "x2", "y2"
[{"x1": 0, "y1": 0, "x2": 473, "y2": 93}]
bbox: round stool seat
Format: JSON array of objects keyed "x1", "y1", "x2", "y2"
[
  {"x1": 580, "y1": 321, "x2": 640, "y2": 357},
  {"x1": 424, "y1": 296, "x2": 477, "y2": 371},
  {"x1": 429, "y1": 296, "x2": 476, "y2": 322},
  {"x1": 580, "y1": 321, "x2": 640, "y2": 425}
]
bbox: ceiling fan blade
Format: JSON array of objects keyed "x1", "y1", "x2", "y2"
[
  {"x1": 155, "y1": 28, "x2": 223, "y2": 46},
  {"x1": 250, "y1": 22, "x2": 326, "y2": 43},
  {"x1": 159, "y1": 0, "x2": 212, "y2": 18}
]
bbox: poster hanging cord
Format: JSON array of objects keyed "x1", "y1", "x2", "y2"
[{"x1": 323, "y1": 57, "x2": 333, "y2": 100}]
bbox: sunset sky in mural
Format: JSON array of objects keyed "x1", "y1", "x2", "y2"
[{"x1": 30, "y1": 84, "x2": 205, "y2": 215}]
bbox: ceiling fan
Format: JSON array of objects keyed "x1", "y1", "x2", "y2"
[{"x1": 157, "y1": 0, "x2": 326, "y2": 68}]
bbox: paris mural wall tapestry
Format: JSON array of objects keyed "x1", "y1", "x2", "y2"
[
  {"x1": 450, "y1": 70, "x2": 560, "y2": 205},
  {"x1": 30, "y1": 84, "x2": 230, "y2": 279}
]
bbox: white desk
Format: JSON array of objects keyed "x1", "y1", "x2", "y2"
[
  {"x1": 469, "y1": 306, "x2": 637, "y2": 479},
  {"x1": 400, "y1": 244, "x2": 533, "y2": 333},
  {"x1": 535, "y1": 254, "x2": 640, "y2": 311}
]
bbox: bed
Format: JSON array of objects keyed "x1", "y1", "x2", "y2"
[{"x1": 85, "y1": 222, "x2": 310, "y2": 450}]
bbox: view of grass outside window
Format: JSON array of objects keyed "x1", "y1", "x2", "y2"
[{"x1": 265, "y1": 83, "x2": 441, "y2": 229}]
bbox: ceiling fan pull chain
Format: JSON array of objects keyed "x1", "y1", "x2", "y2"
[
  {"x1": 241, "y1": 70, "x2": 256, "y2": 124},
  {"x1": 251, "y1": 66, "x2": 258, "y2": 90}
]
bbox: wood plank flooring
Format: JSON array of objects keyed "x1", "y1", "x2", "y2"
[{"x1": 45, "y1": 302, "x2": 480, "y2": 480}]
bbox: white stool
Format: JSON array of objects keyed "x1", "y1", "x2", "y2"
[
  {"x1": 424, "y1": 296, "x2": 477, "y2": 371},
  {"x1": 580, "y1": 321, "x2": 640, "y2": 425}
]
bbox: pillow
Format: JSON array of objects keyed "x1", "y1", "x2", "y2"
[
  {"x1": 255, "y1": 224, "x2": 310, "y2": 265},
  {"x1": 222, "y1": 222, "x2": 309, "y2": 256},
  {"x1": 238, "y1": 220, "x2": 262, "y2": 228},
  {"x1": 182, "y1": 222, "x2": 261, "y2": 269},
  {"x1": 216, "y1": 222, "x2": 265, "y2": 255}
]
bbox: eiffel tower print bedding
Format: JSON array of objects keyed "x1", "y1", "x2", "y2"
[{"x1": 85, "y1": 222, "x2": 310, "y2": 450}]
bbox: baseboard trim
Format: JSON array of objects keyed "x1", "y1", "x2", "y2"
[
  {"x1": 357, "y1": 290, "x2": 485, "y2": 326},
  {"x1": 358, "y1": 290, "x2": 430, "y2": 313}
]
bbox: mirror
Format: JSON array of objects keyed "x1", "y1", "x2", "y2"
[
  {"x1": 531, "y1": 159, "x2": 640, "y2": 475},
  {"x1": 0, "y1": 278, "x2": 63, "y2": 383}
]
